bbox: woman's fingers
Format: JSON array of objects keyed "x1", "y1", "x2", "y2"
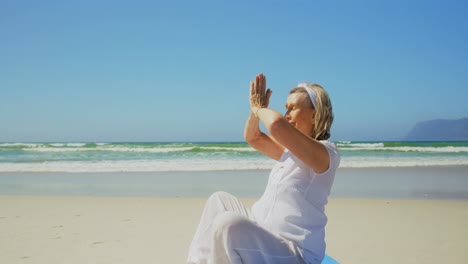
[
  {"x1": 265, "y1": 88, "x2": 272, "y2": 107},
  {"x1": 258, "y1": 74, "x2": 264, "y2": 96},
  {"x1": 255, "y1": 74, "x2": 261, "y2": 95},
  {"x1": 250, "y1": 73, "x2": 270, "y2": 108},
  {"x1": 259, "y1": 73, "x2": 266, "y2": 96},
  {"x1": 262, "y1": 74, "x2": 266, "y2": 96}
]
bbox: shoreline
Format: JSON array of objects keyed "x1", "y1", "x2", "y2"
[{"x1": 1, "y1": 165, "x2": 467, "y2": 199}]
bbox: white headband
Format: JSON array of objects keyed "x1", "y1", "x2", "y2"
[{"x1": 297, "y1": 83, "x2": 317, "y2": 109}]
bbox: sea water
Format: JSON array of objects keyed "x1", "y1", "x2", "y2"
[
  {"x1": 0, "y1": 141, "x2": 467, "y2": 198},
  {"x1": 1, "y1": 141, "x2": 468, "y2": 172}
]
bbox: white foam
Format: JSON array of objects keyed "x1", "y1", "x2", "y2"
[
  {"x1": 337, "y1": 141, "x2": 352, "y2": 144},
  {"x1": 101, "y1": 146, "x2": 196, "y2": 153},
  {"x1": 337, "y1": 142, "x2": 385, "y2": 148},
  {"x1": 1, "y1": 155, "x2": 467, "y2": 173},
  {"x1": 65, "y1": 143, "x2": 87, "y2": 147},
  {"x1": 390, "y1": 146, "x2": 468, "y2": 153},
  {"x1": 26, "y1": 147, "x2": 92, "y2": 152},
  {"x1": 21, "y1": 145, "x2": 257, "y2": 153},
  {"x1": 337, "y1": 143, "x2": 468, "y2": 153},
  {"x1": 0, "y1": 158, "x2": 275, "y2": 173},
  {"x1": 23, "y1": 146, "x2": 196, "y2": 153},
  {"x1": 49, "y1": 143, "x2": 65, "y2": 147},
  {"x1": 0, "y1": 143, "x2": 39, "y2": 147},
  {"x1": 198, "y1": 146, "x2": 256, "y2": 152},
  {"x1": 340, "y1": 156, "x2": 468, "y2": 168},
  {"x1": 49, "y1": 143, "x2": 87, "y2": 147}
]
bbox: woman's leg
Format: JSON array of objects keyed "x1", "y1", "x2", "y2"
[
  {"x1": 210, "y1": 212, "x2": 306, "y2": 264},
  {"x1": 187, "y1": 191, "x2": 251, "y2": 264}
]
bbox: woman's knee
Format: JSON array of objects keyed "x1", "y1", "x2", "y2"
[
  {"x1": 212, "y1": 212, "x2": 253, "y2": 240},
  {"x1": 208, "y1": 191, "x2": 234, "y2": 202},
  {"x1": 205, "y1": 191, "x2": 237, "y2": 210}
]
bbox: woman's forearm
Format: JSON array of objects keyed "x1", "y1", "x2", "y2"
[
  {"x1": 244, "y1": 112, "x2": 262, "y2": 143},
  {"x1": 244, "y1": 107, "x2": 286, "y2": 160},
  {"x1": 253, "y1": 107, "x2": 285, "y2": 134}
]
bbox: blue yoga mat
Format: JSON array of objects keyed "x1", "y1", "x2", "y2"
[{"x1": 322, "y1": 255, "x2": 339, "y2": 264}]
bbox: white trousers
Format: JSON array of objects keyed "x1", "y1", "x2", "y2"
[{"x1": 187, "y1": 191, "x2": 306, "y2": 264}]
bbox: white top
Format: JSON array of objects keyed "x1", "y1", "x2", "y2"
[{"x1": 251, "y1": 140, "x2": 340, "y2": 263}]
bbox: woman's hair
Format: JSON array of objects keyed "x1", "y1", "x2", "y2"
[{"x1": 290, "y1": 84, "x2": 334, "y2": 140}]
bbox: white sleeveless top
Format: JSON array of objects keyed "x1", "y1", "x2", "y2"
[{"x1": 251, "y1": 141, "x2": 340, "y2": 263}]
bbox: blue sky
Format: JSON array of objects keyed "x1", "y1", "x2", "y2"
[{"x1": 1, "y1": 0, "x2": 467, "y2": 142}]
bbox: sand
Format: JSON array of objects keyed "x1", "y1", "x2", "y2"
[{"x1": 1, "y1": 195, "x2": 467, "y2": 264}]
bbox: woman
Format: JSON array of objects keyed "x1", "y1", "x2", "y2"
[{"x1": 187, "y1": 73, "x2": 340, "y2": 264}]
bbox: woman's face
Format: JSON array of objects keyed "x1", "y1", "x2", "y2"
[{"x1": 284, "y1": 92, "x2": 316, "y2": 137}]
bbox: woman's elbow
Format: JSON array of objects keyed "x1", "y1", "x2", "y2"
[
  {"x1": 244, "y1": 133, "x2": 254, "y2": 144},
  {"x1": 244, "y1": 131, "x2": 260, "y2": 145},
  {"x1": 267, "y1": 117, "x2": 289, "y2": 139}
]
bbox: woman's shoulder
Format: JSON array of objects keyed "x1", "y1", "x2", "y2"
[
  {"x1": 319, "y1": 140, "x2": 341, "y2": 168},
  {"x1": 320, "y1": 140, "x2": 338, "y2": 150},
  {"x1": 319, "y1": 140, "x2": 339, "y2": 156},
  {"x1": 283, "y1": 140, "x2": 338, "y2": 159}
]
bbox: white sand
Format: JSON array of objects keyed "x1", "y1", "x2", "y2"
[{"x1": 1, "y1": 195, "x2": 467, "y2": 264}]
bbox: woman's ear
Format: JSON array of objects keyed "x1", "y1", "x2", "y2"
[
  {"x1": 310, "y1": 109, "x2": 316, "y2": 123},
  {"x1": 309, "y1": 110, "x2": 317, "y2": 137}
]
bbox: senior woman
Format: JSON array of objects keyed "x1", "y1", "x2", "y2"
[{"x1": 187, "y1": 73, "x2": 340, "y2": 264}]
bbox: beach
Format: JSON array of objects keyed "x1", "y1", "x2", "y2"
[
  {"x1": 3, "y1": 0, "x2": 468, "y2": 262},
  {"x1": 1, "y1": 142, "x2": 468, "y2": 263},
  {"x1": 1, "y1": 195, "x2": 467, "y2": 264}
]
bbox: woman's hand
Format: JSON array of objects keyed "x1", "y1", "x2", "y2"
[{"x1": 250, "y1": 73, "x2": 272, "y2": 114}]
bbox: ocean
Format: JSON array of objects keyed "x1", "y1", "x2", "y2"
[
  {"x1": 0, "y1": 141, "x2": 467, "y2": 198},
  {"x1": 1, "y1": 141, "x2": 468, "y2": 172}
]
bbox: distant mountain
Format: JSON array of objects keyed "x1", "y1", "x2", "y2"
[{"x1": 405, "y1": 118, "x2": 468, "y2": 141}]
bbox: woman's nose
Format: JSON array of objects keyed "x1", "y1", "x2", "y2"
[{"x1": 284, "y1": 110, "x2": 291, "y2": 120}]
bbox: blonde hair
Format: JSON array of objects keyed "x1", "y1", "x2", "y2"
[{"x1": 290, "y1": 84, "x2": 334, "y2": 140}]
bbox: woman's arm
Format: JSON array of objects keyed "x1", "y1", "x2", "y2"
[
  {"x1": 244, "y1": 74, "x2": 284, "y2": 160},
  {"x1": 249, "y1": 73, "x2": 329, "y2": 173},
  {"x1": 244, "y1": 111, "x2": 284, "y2": 160},
  {"x1": 254, "y1": 106, "x2": 330, "y2": 173}
]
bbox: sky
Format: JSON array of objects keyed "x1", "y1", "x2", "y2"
[{"x1": 1, "y1": 0, "x2": 467, "y2": 142}]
